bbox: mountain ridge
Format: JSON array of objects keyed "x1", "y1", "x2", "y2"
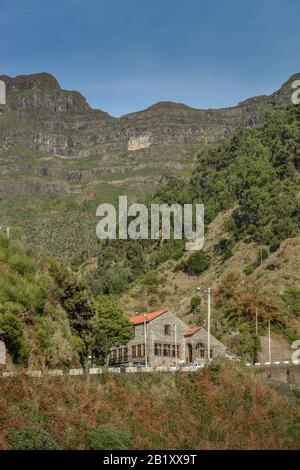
[{"x1": 0, "y1": 72, "x2": 299, "y2": 158}]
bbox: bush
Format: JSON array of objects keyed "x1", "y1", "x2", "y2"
[
  {"x1": 269, "y1": 243, "x2": 280, "y2": 253},
  {"x1": 244, "y1": 265, "x2": 254, "y2": 276},
  {"x1": 11, "y1": 427, "x2": 58, "y2": 450},
  {"x1": 261, "y1": 247, "x2": 269, "y2": 260},
  {"x1": 266, "y1": 263, "x2": 276, "y2": 271},
  {"x1": 173, "y1": 261, "x2": 184, "y2": 272},
  {"x1": 282, "y1": 286, "x2": 300, "y2": 317},
  {"x1": 190, "y1": 296, "x2": 201, "y2": 311},
  {"x1": 182, "y1": 251, "x2": 210, "y2": 276},
  {"x1": 215, "y1": 238, "x2": 234, "y2": 261},
  {"x1": 85, "y1": 426, "x2": 132, "y2": 450},
  {"x1": 0, "y1": 311, "x2": 30, "y2": 364}
]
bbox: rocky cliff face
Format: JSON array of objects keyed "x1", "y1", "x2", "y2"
[{"x1": 0, "y1": 72, "x2": 299, "y2": 158}]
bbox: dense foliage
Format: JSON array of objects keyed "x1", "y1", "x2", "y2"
[
  {"x1": 156, "y1": 104, "x2": 300, "y2": 249},
  {"x1": 0, "y1": 234, "x2": 132, "y2": 366},
  {"x1": 87, "y1": 105, "x2": 299, "y2": 296}
]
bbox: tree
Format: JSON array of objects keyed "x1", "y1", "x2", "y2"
[
  {"x1": 49, "y1": 261, "x2": 96, "y2": 355},
  {"x1": 215, "y1": 271, "x2": 279, "y2": 324},
  {"x1": 282, "y1": 286, "x2": 300, "y2": 317},
  {"x1": 0, "y1": 305, "x2": 30, "y2": 364},
  {"x1": 94, "y1": 296, "x2": 133, "y2": 361},
  {"x1": 183, "y1": 251, "x2": 210, "y2": 276},
  {"x1": 190, "y1": 296, "x2": 201, "y2": 311}
]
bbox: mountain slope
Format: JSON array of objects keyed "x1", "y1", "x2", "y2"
[{"x1": 0, "y1": 72, "x2": 299, "y2": 259}]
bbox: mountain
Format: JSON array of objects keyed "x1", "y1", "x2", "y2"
[
  {"x1": 0, "y1": 72, "x2": 299, "y2": 259},
  {"x1": 0, "y1": 72, "x2": 299, "y2": 158},
  {"x1": 0, "y1": 72, "x2": 299, "y2": 367}
]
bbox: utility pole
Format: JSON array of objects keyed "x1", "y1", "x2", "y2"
[
  {"x1": 207, "y1": 287, "x2": 211, "y2": 363},
  {"x1": 260, "y1": 248, "x2": 263, "y2": 266},
  {"x1": 196, "y1": 286, "x2": 212, "y2": 364},
  {"x1": 174, "y1": 322, "x2": 177, "y2": 364},
  {"x1": 144, "y1": 313, "x2": 148, "y2": 368},
  {"x1": 268, "y1": 320, "x2": 271, "y2": 363},
  {"x1": 255, "y1": 307, "x2": 258, "y2": 336}
]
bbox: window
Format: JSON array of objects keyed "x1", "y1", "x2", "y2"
[
  {"x1": 124, "y1": 347, "x2": 128, "y2": 361},
  {"x1": 163, "y1": 344, "x2": 171, "y2": 357},
  {"x1": 155, "y1": 343, "x2": 162, "y2": 356},
  {"x1": 132, "y1": 346, "x2": 136, "y2": 358},
  {"x1": 112, "y1": 349, "x2": 117, "y2": 360},
  {"x1": 164, "y1": 324, "x2": 171, "y2": 335},
  {"x1": 142, "y1": 344, "x2": 145, "y2": 357},
  {"x1": 118, "y1": 348, "x2": 123, "y2": 360},
  {"x1": 196, "y1": 343, "x2": 205, "y2": 358},
  {"x1": 172, "y1": 345, "x2": 180, "y2": 358},
  {"x1": 137, "y1": 344, "x2": 142, "y2": 357}
]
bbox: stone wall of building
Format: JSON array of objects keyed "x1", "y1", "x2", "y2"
[
  {"x1": 0, "y1": 340, "x2": 6, "y2": 366},
  {"x1": 186, "y1": 329, "x2": 227, "y2": 363},
  {"x1": 109, "y1": 310, "x2": 229, "y2": 367}
]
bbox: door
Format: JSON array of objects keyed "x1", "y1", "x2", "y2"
[{"x1": 188, "y1": 344, "x2": 193, "y2": 363}]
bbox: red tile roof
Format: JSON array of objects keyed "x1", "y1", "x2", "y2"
[
  {"x1": 184, "y1": 326, "x2": 201, "y2": 337},
  {"x1": 130, "y1": 308, "x2": 168, "y2": 325}
]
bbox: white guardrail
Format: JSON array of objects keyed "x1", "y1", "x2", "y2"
[{"x1": 1, "y1": 361, "x2": 300, "y2": 378}]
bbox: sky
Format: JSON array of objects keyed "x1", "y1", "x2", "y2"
[{"x1": 0, "y1": 0, "x2": 299, "y2": 116}]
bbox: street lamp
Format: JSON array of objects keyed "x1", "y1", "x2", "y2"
[
  {"x1": 143, "y1": 313, "x2": 148, "y2": 368},
  {"x1": 196, "y1": 286, "x2": 212, "y2": 364}
]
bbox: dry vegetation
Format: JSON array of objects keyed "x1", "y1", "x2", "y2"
[{"x1": 0, "y1": 361, "x2": 299, "y2": 450}]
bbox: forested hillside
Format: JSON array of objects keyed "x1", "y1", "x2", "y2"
[
  {"x1": 1, "y1": 103, "x2": 299, "y2": 366},
  {"x1": 0, "y1": 234, "x2": 132, "y2": 367},
  {"x1": 114, "y1": 104, "x2": 300, "y2": 359}
]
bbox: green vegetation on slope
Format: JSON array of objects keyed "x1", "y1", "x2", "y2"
[
  {"x1": 88, "y1": 104, "x2": 300, "y2": 302},
  {"x1": 0, "y1": 233, "x2": 132, "y2": 367}
]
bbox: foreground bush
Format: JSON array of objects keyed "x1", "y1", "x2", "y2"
[
  {"x1": 10, "y1": 427, "x2": 58, "y2": 450},
  {"x1": 85, "y1": 426, "x2": 132, "y2": 450}
]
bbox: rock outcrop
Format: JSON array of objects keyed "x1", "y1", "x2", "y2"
[{"x1": 0, "y1": 72, "x2": 299, "y2": 157}]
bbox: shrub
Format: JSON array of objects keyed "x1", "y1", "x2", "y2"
[
  {"x1": 215, "y1": 238, "x2": 234, "y2": 261},
  {"x1": 244, "y1": 265, "x2": 254, "y2": 276},
  {"x1": 266, "y1": 263, "x2": 276, "y2": 271},
  {"x1": 261, "y1": 247, "x2": 269, "y2": 260},
  {"x1": 190, "y1": 296, "x2": 201, "y2": 311},
  {"x1": 282, "y1": 286, "x2": 300, "y2": 317},
  {"x1": 11, "y1": 427, "x2": 58, "y2": 450},
  {"x1": 182, "y1": 251, "x2": 210, "y2": 276},
  {"x1": 0, "y1": 311, "x2": 30, "y2": 364},
  {"x1": 173, "y1": 261, "x2": 184, "y2": 272},
  {"x1": 85, "y1": 426, "x2": 132, "y2": 450},
  {"x1": 269, "y1": 243, "x2": 280, "y2": 253}
]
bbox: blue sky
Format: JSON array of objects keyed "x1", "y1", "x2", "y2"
[{"x1": 0, "y1": 0, "x2": 299, "y2": 116}]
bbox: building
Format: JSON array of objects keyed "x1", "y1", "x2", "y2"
[
  {"x1": 0, "y1": 337, "x2": 6, "y2": 368},
  {"x1": 109, "y1": 308, "x2": 229, "y2": 367}
]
